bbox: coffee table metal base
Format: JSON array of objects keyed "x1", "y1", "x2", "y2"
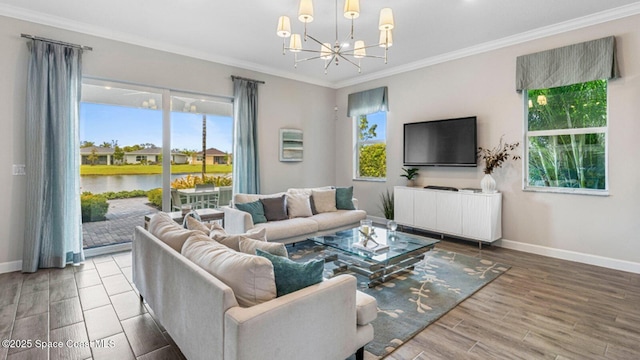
[{"x1": 323, "y1": 247, "x2": 433, "y2": 288}]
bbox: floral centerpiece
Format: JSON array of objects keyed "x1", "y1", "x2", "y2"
[{"x1": 477, "y1": 138, "x2": 521, "y2": 174}]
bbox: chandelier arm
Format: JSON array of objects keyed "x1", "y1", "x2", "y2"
[
  {"x1": 305, "y1": 34, "x2": 327, "y2": 48},
  {"x1": 295, "y1": 54, "x2": 328, "y2": 63},
  {"x1": 336, "y1": 53, "x2": 361, "y2": 69},
  {"x1": 324, "y1": 56, "x2": 336, "y2": 71},
  {"x1": 336, "y1": 31, "x2": 354, "y2": 53},
  {"x1": 285, "y1": 48, "x2": 324, "y2": 54}
]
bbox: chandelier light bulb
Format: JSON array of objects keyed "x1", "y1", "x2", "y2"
[
  {"x1": 343, "y1": 0, "x2": 360, "y2": 19},
  {"x1": 379, "y1": 30, "x2": 393, "y2": 47},
  {"x1": 276, "y1": 16, "x2": 292, "y2": 37},
  {"x1": 289, "y1": 34, "x2": 302, "y2": 52},
  {"x1": 298, "y1": 0, "x2": 314, "y2": 23},
  {"x1": 354, "y1": 40, "x2": 366, "y2": 58},
  {"x1": 378, "y1": 8, "x2": 395, "y2": 30}
]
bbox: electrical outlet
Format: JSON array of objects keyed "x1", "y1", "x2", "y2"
[{"x1": 13, "y1": 164, "x2": 26, "y2": 176}]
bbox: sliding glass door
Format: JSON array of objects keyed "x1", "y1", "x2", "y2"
[{"x1": 79, "y1": 80, "x2": 232, "y2": 251}]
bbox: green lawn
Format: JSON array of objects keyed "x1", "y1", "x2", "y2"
[{"x1": 81, "y1": 164, "x2": 232, "y2": 175}]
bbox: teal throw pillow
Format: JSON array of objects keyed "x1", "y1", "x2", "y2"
[
  {"x1": 235, "y1": 200, "x2": 267, "y2": 224},
  {"x1": 256, "y1": 249, "x2": 324, "y2": 297},
  {"x1": 335, "y1": 186, "x2": 355, "y2": 210}
]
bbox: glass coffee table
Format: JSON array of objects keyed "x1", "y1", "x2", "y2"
[{"x1": 310, "y1": 226, "x2": 439, "y2": 287}]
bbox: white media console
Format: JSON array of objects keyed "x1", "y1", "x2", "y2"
[{"x1": 394, "y1": 186, "x2": 502, "y2": 248}]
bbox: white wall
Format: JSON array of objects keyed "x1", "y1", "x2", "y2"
[
  {"x1": 0, "y1": 16, "x2": 336, "y2": 269},
  {"x1": 335, "y1": 15, "x2": 640, "y2": 268}
]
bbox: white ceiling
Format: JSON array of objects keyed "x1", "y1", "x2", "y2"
[{"x1": 2, "y1": 0, "x2": 640, "y2": 88}]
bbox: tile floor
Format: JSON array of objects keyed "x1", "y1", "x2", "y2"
[{"x1": 0, "y1": 252, "x2": 185, "y2": 360}]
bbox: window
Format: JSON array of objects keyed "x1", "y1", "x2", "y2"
[
  {"x1": 525, "y1": 80, "x2": 607, "y2": 194},
  {"x1": 136, "y1": 155, "x2": 147, "y2": 163},
  {"x1": 354, "y1": 111, "x2": 386, "y2": 180}
]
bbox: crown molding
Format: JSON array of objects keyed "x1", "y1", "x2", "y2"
[
  {"x1": 333, "y1": 2, "x2": 640, "y2": 89},
  {"x1": 0, "y1": 3, "x2": 334, "y2": 88},
  {"x1": 2, "y1": 2, "x2": 640, "y2": 90}
]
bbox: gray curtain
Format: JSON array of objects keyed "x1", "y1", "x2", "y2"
[
  {"x1": 232, "y1": 79, "x2": 260, "y2": 194},
  {"x1": 516, "y1": 36, "x2": 619, "y2": 92},
  {"x1": 347, "y1": 86, "x2": 388, "y2": 117},
  {"x1": 23, "y1": 40, "x2": 84, "y2": 272}
]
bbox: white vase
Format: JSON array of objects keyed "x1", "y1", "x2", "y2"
[{"x1": 481, "y1": 173, "x2": 497, "y2": 193}]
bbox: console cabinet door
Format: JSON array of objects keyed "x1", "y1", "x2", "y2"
[
  {"x1": 414, "y1": 190, "x2": 437, "y2": 230},
  {"x1": 462, "y1": 194, "x2": 502, "y2": 241},
  {"x1": 462, "y1": 196, "x2": 491, "y2": 240},
  {"x1": 394, "y1": 187, "x2": 414, "y2": 226},
  {"x1": 436, "y1": 192, "x2": 462, "y2": 235}
]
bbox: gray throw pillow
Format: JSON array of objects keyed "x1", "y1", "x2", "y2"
[
  {"x1": 260, "y1": 195, "x2": 288, "y2": 221},
  {"x1": 256, "y1": 249, "x2": 324, "y2": 297}
]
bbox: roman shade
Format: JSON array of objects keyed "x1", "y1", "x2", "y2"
[
  {"x1": 515, "y1": 36, "x2": 619, "y2": 92},
  {"x1": 347, "y1": 86, "x2": 388, "y2": 117}
]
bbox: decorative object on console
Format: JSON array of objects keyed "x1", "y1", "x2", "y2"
[
  {"x1": 477, "y1": 137, "x2": 520, "y2": 193},
  {"x1": 401, "y1": 167, "x2": 419, "y2": 187},
  {"x1": 279, "y1": 128, "x2": 303, "y2": 162},
  {"x1": 276, "y1": 0, "x2": 395, "y2": 73}
]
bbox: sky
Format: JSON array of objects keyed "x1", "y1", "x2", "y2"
[
  {"x1": 80, "y1": 103, "x2": 233, "y2": 152},
  {"x1": 366, "y1": 111, "x2": 387, "y2": 141}
]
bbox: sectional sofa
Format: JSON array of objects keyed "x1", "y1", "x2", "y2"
[
  {"x1": 133, "y1": 211, "x2": 377, "y2": 360},
  {"x1": 224, "y1": 186, "x2": 367, "y2": 243}
]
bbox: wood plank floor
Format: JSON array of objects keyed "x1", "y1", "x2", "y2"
[{"x1": 1, "y1": 239, "x2": 639, "y2": 360}]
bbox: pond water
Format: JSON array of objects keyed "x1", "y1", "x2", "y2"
[{"x1": 80, "y1": 173, "x2": 227, "y2": 193}]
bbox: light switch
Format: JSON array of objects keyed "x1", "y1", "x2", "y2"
[{"x1": 13, "y1": 164, "x2": 26, "y2": 176}]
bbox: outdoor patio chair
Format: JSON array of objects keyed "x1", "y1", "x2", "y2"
[
  {"x1": 217, "y1": 186, "x2": 233, "y2": 208},
  {"x1": 170, "y1": 188, "x2": 183, "y2": 212},
  {"x1": 194, "y1": 184, "x2": 219, "y2": 209}
]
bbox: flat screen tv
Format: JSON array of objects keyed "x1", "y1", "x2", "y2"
[{"x1": 403, "y1": 116, "x2": 477, "y2": 167}]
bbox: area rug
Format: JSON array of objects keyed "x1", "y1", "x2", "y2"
[{"x1": 287, "y1": 241, "x2": 510, "y2": 358}]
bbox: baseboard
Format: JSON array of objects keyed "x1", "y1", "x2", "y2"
[
  {"x1": 498, "y1": 239, "x2": 640, "y2": 274},
  {"x1": 0, "y1": 243, "x2": 132, "y2": 274},
  {"x1": 0, "y1": 260, "x2": 22, "y2": 274}
]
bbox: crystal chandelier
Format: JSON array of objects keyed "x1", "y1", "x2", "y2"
[{"x1": 276, "y1": 0, "x2": 395, "y2": 73}]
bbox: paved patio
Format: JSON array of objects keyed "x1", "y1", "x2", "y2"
[{"x1": 82, "y1": 197, "x2": 159, "y2": 249}]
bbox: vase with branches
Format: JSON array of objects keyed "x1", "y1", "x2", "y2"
[
  {"x1": 477, "y1": 137, "x2": 520, "y2": 193},
  {"x1": 477, "y1": 138, "x2": 521, "y2": 174}
]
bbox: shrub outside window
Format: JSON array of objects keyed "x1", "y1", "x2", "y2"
[
  {"x1": 525, "y1": 80, "x2": 607, "y2": 194},
  {"x1": 354, "y1": 111, "x2": 386, "y2": 180}
]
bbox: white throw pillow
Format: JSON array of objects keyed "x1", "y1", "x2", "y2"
[
  {"x1": 185, "y1": 216, "x2": 211, "y2": 235},
  {"x1": 312, "y1": 188, "x2": 337, "y2": 213},
  {"x1": 239, "y1": 238, "x2": 288, "y2": 257},
  {"x1": 286, "y1": 192, "x2": 313, "y2": 218},
  {"x1": 209, "y1": 227, "x2": 267, "y2": 251},
  {"x1": 182, "y1": 233, "x2": 276, "y2": 307},
  {"x1": 148, "y1": 212, "x2": 200, "y2": 252}
]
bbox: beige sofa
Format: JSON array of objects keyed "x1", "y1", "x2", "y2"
[
  {"x1": 224, "y1": 187, "x2": 367, "y2": 244},
  {"x1": 132, "y1": 214, "x2": 377, "y2": 360}
]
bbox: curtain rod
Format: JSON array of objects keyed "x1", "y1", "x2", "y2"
[
  {"x1": 231, "y1": 75, "x2": 265, "y2": 84},
  {"x1": 21, "y1": 34, "x2": 93, "y2": 51}
]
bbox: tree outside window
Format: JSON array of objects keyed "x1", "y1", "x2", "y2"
[
  {"x1": 525, "y1": 79, "x2": 607, "y2": 193},
  {"x1": 355, "y1": 112, "x2": 386, "y2": 179}
]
